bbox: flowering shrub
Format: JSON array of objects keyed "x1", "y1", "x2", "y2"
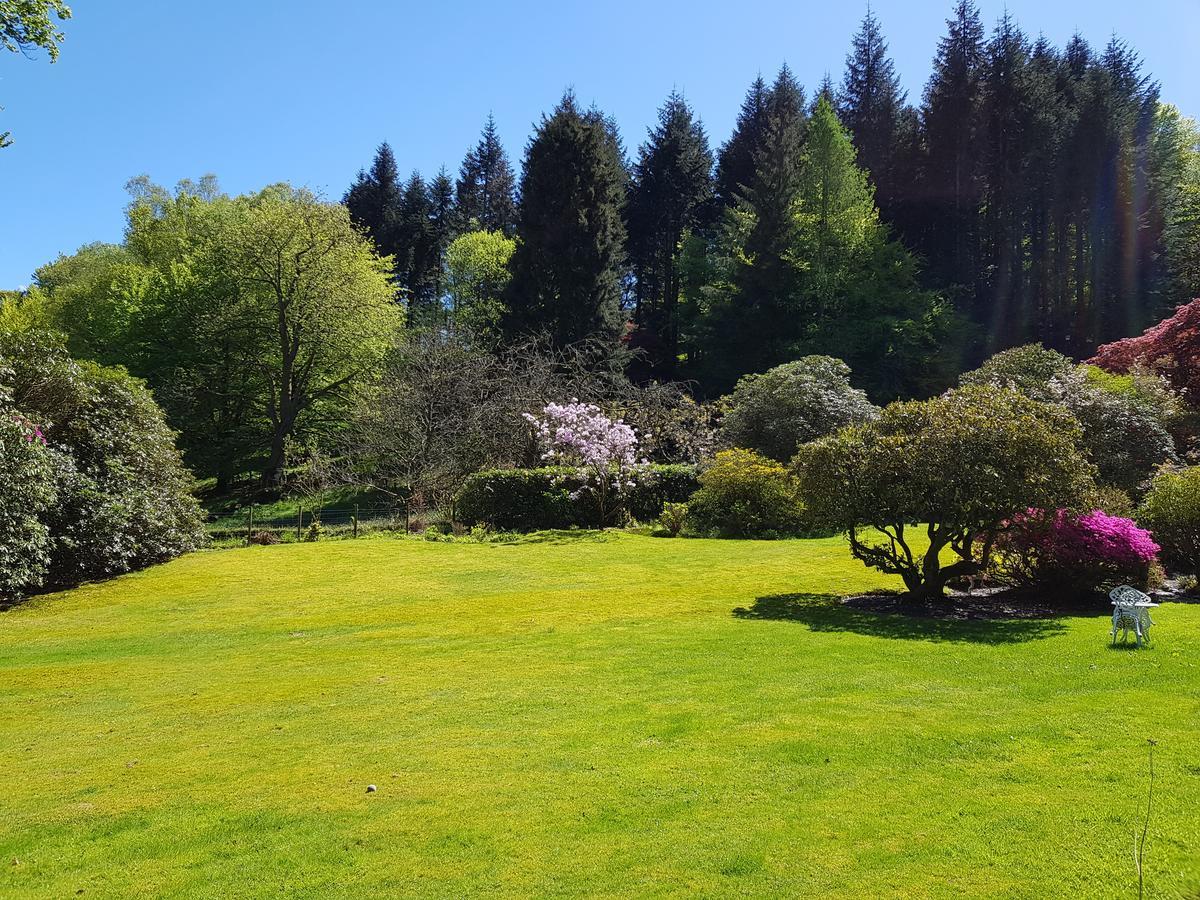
[
  {"x1": 524, "y1": 401, "x2": 648, "y2": 525},
  {"x1": 993, "y1": 508, "x2": 1161, "y2": 595},
  {"x1": 1139, "y1": 466, "x2": 1200, "y2": 576},
  {"x1": 685, "y1": 448, "x2": 811, "y2": 539},
  {"x1": 1090, "y1": 298, "x2": 1200, "y2": 406},
  {"x1": 719, "y1": 357, "x2": 878, "y2": 462},
  {"x1": 0, "y1": 409, "x2": 57, "y2": 600}
]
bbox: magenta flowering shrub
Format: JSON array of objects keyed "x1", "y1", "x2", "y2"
[
  {"x1": 993, "y1": 508, "x2": 1161, "y2": 595},
  {"x1": 523, "y1": 400, "x2": 648, "y2": 524}
]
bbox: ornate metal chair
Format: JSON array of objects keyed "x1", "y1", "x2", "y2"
[{"x1": 1110, "y1": 585, "x2": 1157, "y2": 647}]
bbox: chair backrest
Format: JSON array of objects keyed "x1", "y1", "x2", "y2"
[{"x1": 1110, "y1": 585, "x2": 1149, "y2": 606}]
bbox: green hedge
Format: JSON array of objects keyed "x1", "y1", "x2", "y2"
[{"x1": 456, "y1": 465, "x2": 698, "y2": 531}]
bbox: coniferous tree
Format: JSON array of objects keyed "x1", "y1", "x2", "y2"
[
  {"x1": 505, "y1": 91, "x2": 628, "y2": 346},
  {"x1": 714, "y1": 76, "x2": 770, "y2": 208},
  {"x1": 343, "y1": 142, "x2": 402, "y2": 263},
  {"x1": 839, "y1": 8, "x2": 905, "y2": 221},
  {"x1": 626, "y1": 91, "x2": 714, "y2": 378},
  {"x1": 454, "y1": 115, "x2": 518, "y2": 235},
  {"x1": 396, "y1": 172, "x2": 436, "y2": 325},
  {"x1": 920, "y1": 0, "x2": 986, "y2": 304}
]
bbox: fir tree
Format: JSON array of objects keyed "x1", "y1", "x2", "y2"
[
  {"x1": 626, "y1": 91, "x2": 714, "y2": 378},
  {"x1": 454, "y1": 115, "x2": 518, "y2": 235},
  {"x1": 343, "y1": 142, "x2": 402, "y2": 264},
  {"x1": 505, "y1": 91, "x2": 628, "y2": 346},
  {"x1": 714, "y1": 76, "x2": 770, "y2": 208},
  {"x1": 838, "y1": 8, "x2": 905, "y2": 220}
]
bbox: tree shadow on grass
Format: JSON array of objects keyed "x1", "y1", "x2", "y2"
[{"x1": 733, "y1": 593, "x2": 1070, "y2": 644}]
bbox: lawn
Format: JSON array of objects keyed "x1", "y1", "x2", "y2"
[{"x1": 1, "y1": 533, "x2": 1197, "y2": 898}]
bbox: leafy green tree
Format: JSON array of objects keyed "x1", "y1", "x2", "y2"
[
  {"x1": 0, "y1": 383, "x2": 56, "y2": 600},
  {"x1": 626, "y1": 91, "x2": 714, "y2": 377},
  {"x1": 1150, "y1": 105, "x2": 1200, "y2": 308},
  {"x1": 506, "y1": 91, "x2": 628, "y2": 346},
  {"x1": 214, "y1": 186, "x2": 402, "y2": 485},
  {"x1": 1, "y1": 0, "x2": 71, "y2": 147},
  {"x1": 795, "y1": 385, "x2": 1096, "y2": 602},
  {"x1": 454, "y1": 115, "x2": 517, "y2": 235},
  {"x1": 446, "y1": 229, "x2": 515, "y2": 339}
]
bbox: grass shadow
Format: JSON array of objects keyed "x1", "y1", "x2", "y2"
[{"x1": 733, "y1": 593, "x2": 1069, "y2": 644}]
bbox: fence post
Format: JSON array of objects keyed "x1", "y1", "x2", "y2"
[
  {"x1": 297, "y1": 505, "x2": 303, "y2": 541},
  {"x1": 353, "y1": 504, "x2": 359, "y2": 539},
  {"x1": 247, "y1": 503, "x2": 254, "y2": 544}
]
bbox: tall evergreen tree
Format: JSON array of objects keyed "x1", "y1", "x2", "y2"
[
  {"x1": 838, "y1": 8, "x2": 905, "y2": 221},
  {"x1": 715, "y1": 76, "x2": 770, "y2": 208},
  {"x1": 343, "y1": 142, "x2": 402, "y2": 264},
  {"x1": 505, "y1": 92, "x2": 628, "y2": 346},
  {"x1": 454, "y1": 115, "x2": 518, "y2": 235},
  {"x1": 920, "y1": 0, "x2": 986, "y2": 302},
  {"x1": 626, "y1": 91, "x2": 714, "y2": 378},
  {"x1": 396, "y1": 172, "x2": 436, "y2": 325}
]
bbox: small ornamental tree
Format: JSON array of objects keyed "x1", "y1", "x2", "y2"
[
  {"x1": 794, "y1": 386, "x2": 1096, "y2": 602},
  {"x1": 719, "y1": 357, "x2": 879, "y2": 462},
  {"x1": 1090, "y1": 299, "x2": 1200, "y2": 406},
  {"x1": 524, "y1": 401, "x2": 647, "y2": 525}
]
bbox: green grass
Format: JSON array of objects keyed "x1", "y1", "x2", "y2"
[{"x1": 2, "y1": 533, "x2": 1198, "y2": 898}]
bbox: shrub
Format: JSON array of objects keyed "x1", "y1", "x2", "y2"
[
  {"x1": 304, "y1": 517, "x2": 324, "y2": 542},
  {"x1": 656, "y1": 502, "x2": 688, "y2": 537},
  {"x1": 456, "y1": 464, "x2": 697, "y2": 532},
  {"x1": 795, "y1": 385, "x2": 1096, "y2": 602},
  {"x1": 0, "y1": 408, "x2": 57, "y2": 600},
  {"x1": 1090, "y1": 298, "x2": 1200, "y2": 407},
  {"x1": 684, "y1": 449, "x2": 809, "y2": 539},
  {"x1": 719, "y1": 357, "x2": 878, "y2": 462},
  {"x1": 248, "y1": 530, "x2": 279, "y2": 546},
  {"x1": 1139, "y1": 467, "x2": 1200, "y2": 576},
  {"x1": 963, "y1": 345, "x2": 1180, "y2": 494},
  {"x1": 992, "y1": 509, "x2": 1161, "y2": 596},
  {"x1": 0, "y1": 331, "x2": 205, "y2": 588}
]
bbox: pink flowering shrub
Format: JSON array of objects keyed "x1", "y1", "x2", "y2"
[
  {"x1": 993, "y1": 508, "x2": 1162, "y2": 595},
  {"x1": 523, "y1": 400, "x2": 648, "y2": 524}
]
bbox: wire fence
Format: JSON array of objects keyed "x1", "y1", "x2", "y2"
[{"x1": 206, "y1": 502, "x2": 450, "y2": 544}]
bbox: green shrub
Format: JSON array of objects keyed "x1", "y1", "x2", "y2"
[
  {"x1": 0, "y1": 408, "x2": 57, "y2": 600},
  {"x1": 719, "y1": 357, "x2": 878, "y2": 462},
  {"x1": 684, "y1": 449, "x2": 809, "y2": 539},
  {"x1": 456, "y1": 464, "x2": 697, "y2": 532},
  {"x1": 656, "y1": 502, "x2": 688, "y2": 537},
  {"x1": 1139, "y1": 466, "x2": 1200, "y2": 576}
]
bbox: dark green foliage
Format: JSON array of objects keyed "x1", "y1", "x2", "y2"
[
  {"x1": 505, "y1": 92, "x2": 628, "y2": 346},
  {"x1": 714, "y1": 76, "x2": 770, "y2": 208},
  {"x1": 626, "y1": 92, "x2": 714, "y2": 378},
  {"x1": 684, "y1": 449, "x2": 812, "y2": 539},
  {"x1": 796, "y1": 385, "x2": 1096, "y2": 600},
  {"x1": 0, "y1": 400, "x2": 57, "y2": 599},
  {"x1": 454, "y1": 115, "x2": 518, "y2": 236},
  {"x1": 455, "y1": 464, "x2": 697, "y2": 532},
  {"x1": 838, "y1": 8, "x2": 905, "y2": 217},
  {"x1": 719, "y1": 357, "x2": 878, "y2": 462},
  {"x1": 1140, "y1": 466, "x2": 1200, "y2": 576},
  {"x1": 0, "y1": 331, "x2": 205, "y2": 591},
  {"x1": 344, "y1": 143, "x2": 402, "y2": 262}
]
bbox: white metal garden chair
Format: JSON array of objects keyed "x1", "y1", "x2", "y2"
[{"x1": 1110, "y1": 585, "x2": 1157, "y2": 647}]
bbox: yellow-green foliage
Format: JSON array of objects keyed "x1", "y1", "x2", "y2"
[
  {"x1": 685, "y1": 447, "x2": 808, "y2": 537},
  {"x1": 2, "y1": 536, "x2": 1199, "y2": 897}
]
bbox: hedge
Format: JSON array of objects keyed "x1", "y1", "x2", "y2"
[{"x1": 456, "y1": 465, "x2": 698, "y2": 531}]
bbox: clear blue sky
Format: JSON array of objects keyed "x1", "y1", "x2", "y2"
[{"x1": 2, "y1": 0, "x2": 1198, "y2": 289}]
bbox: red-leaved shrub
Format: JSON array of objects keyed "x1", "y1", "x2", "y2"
[
  {"x1": 993, "y1": 508, "x2": 1161, "y2": 596},
  {"x1": 1090, "y1": 298, "x2": 1200, "y2": 407}
]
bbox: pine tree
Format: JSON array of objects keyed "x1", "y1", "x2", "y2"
[
  {"x1": 396, "y1": 172, "x2": 434, "y2": 325},
  {"x1": 343, "y1": 142, "x2": 402, "y2": 264},
  {"x1": 426, "y1": 168, "x2": 456, "y2": 323},
  {"x1": 626, "y1": 91, "x2": 714, "y2": 379},
  {"x1": 505, "y1": 92, "x2": 628, "y2": 346},
  {"x1": 715, "y1": 76, "x2": 770, "y2": 208},
  {"x1": 454, "y1": 115, "x2": 518, "y2": 235},
  {"x1": 838, "y1": 8, "x2": 905, "y2": 221},
  {"x1": 920, "y1": 0, "x2": 986, "y2": 300}
]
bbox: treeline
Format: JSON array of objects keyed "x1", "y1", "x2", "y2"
[{"x1": 344, "y1": 1, "x2": 1200, "y2": 394}]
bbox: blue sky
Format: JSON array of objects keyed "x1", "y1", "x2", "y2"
[{"x1": 2, "y1": 0, "x2": 1198, "y2": 288}]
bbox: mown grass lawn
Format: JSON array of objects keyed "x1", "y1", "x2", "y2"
[{"x1": 1, "y1": 533, "x2": 1197, "y2": 898}]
